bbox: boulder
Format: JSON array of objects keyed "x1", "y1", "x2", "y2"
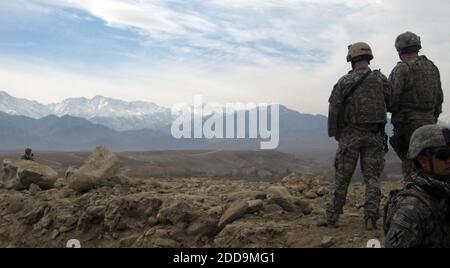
[
  {"x1": 266, "y1": 186, "x2": 312, "y2": 214},
  {"x1": 218, "y1": 201, "x2": 249, "y2": 230},
  {"x1": 1, "y1": 159, "x2": 58, "y2": 190},
  {"x1": 157, "y1": 200, "x2": 197, "y2": 226},
  {"x1": 267, "y1": 186, "x2": 295, "y2": 212},
  {"x1": 218, "y1": 199, "x2": 263, "y2": 230},
  {"x1": 268, "y1": 196, "x2": 296, "y2": 212},
  {"x1": 68, "y1": 147, "x2": 120, "y2": 193}
]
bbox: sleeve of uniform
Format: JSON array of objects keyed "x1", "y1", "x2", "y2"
[
  {"x1": 328, "y1": 79, "x2": 344, "y2": 138},
  {"x1": 378, "y1": 71, "x2": 393, "y2": 112},
  {"x1": 384, "y1": 197, "x2": 428, "y2": 248},
  {"x1": 389, "y1": 63, "x2": 411, "y2": 112},
  {"x1": 434, "y1": 67, "x2": 443, "y2": 119}
]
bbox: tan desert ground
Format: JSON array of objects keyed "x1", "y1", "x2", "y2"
[{"x1": 0, "y1": 148, "x2": 403, "y2": 248}]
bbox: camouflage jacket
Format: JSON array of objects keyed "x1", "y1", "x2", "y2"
[
  {"x1": 389, "y1": 55, "x2": 443, "y2": 124},
  {"x1": 328, "y1": 68, "x2": 391, "y2": 138},
  {"x1": 384, "y1": 172, "x2": 450, "y2": 248}
]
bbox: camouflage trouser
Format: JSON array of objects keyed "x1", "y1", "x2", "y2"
[
  {"x1": 390, "y1": 120, "x2": 436, "y2": 181},
  {"x1": 326, "y1": 127, "x2": 385, "y2": 222}
]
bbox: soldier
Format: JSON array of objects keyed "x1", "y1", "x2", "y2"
[
  {"x1": 389, "y1": 32, "x2": 444, "y2": 181},
  {"x1": 384, "y1": 125, "x2": 450, "y2": 248},
  {"x1": 318, "y1": 42, "x2": 391, "y2": 229},
  {"x1": 21, "y1": 148, "x2": 34, "y2": 161}
]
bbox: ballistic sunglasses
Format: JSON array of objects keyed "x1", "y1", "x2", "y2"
[{"x1": 433, "y1": 149, "x2": 450, "y2": 161}]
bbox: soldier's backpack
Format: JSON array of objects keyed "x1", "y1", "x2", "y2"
[
  {"x1": 344, "y1": 70, "x2": 388, "y2": 125},
  {"x1": 397, "y1": 56, "x2": 442, "y2": 112}
]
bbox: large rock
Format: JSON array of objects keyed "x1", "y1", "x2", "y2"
[
  {"x1": 157, "y1": 200, "x2": 197, "y2": 226},
  {"x1": 266, "y1": 186, "x2": 312, "y2": 214},
  {"x1": 218, "y1": 201, "x2": 249, "y2": 230},
  {"x1": 1, "y1": 159, "x2": 58, "y2": 190},
  {"x1": 68, "y1": 147, "x2": 120, "y2": 193},
  {"x1": 218, "y1": 199, "x2": 263, "y2": 230},
  {"x1": 266, "y1": 186, "x2": 295, "y2": 212}
]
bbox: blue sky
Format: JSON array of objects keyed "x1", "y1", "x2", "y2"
[{"x1": 0, "y1": 0, "x2": 449, "y2": 116}]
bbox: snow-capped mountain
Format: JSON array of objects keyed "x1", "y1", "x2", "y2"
[
  {"x1": 48, "y1": 95, "x2": 168, "y2": 118},
  {"x1": 0, "y1": 91, "x2": 172, "y2": 131},
  {"x1": 0, "y1": 91, "x2": 51, "y2": 119}
]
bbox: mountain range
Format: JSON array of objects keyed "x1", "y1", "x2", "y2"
[
  {"x1": 0, "y1": 90, "x2": 448, "y2": 152},
  {"x1": 0, "y1": 91, "x2": 335, "y2": 152},
  {"x1": 0, "y1": 91, "x2": 172, "y2": 131}
]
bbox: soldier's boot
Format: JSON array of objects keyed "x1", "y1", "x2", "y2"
[
  {"x1": 364, "y1": 217, "x2": 378, "y2": 230},
  {"x1": 317, "y1": 213, "x2": 339, "y2": 228}
]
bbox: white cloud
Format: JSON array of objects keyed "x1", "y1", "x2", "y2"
[{"x1": 0, "y1": 0, "x2": 449, "y2": 116}]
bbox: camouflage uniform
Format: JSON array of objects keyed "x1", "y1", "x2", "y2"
[
  {"x1": 389, "y1": 55, "x2": 443, "y2": 179},
  {"x1": 327, "y1": 68, "x2": 391, "y2": 224},
  {"x1": 384, "y1": 172, "x2": 450, "y2": 248},
  {"x1": 384, "y1": 124, "x2": 450, "y2": 247},
  {"x1": 21, "y1": 154, "x2": 34, "y2": 161}
]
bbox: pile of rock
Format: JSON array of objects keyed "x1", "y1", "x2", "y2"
[{"x1": 0, "y1": 153, "x2": 336, "y2": 248}]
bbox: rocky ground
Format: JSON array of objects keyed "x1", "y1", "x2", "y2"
[{"x1": 0, "y1": 149, "x2": 403, "y2": 248}]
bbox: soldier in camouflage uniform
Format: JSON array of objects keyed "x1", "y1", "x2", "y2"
[
  {"x1": 21, "y1": 148, "x2": 34, "y2": 161},
  {"x1": 389, "y1": 32, "x2": 444, "y2": 181},
  {"x1": 318, "y1": 42, "x2": 391, "y2": 229},
  {"x1": 384, "y1": 125, "x2": 450, "y2": 248}
]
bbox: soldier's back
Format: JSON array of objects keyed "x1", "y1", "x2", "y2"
[
  {"x1": 342, "y1": 70, "x2": 388, "y2": 127},
  {"x1": 391, "y1": 55, "x2": 442, "y2": 122}
]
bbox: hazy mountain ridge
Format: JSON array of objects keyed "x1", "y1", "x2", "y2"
[
  {"x1": 0, "y1": 90, "x2": 447, "y2": 153},
  {"x1": 1, "y1": 90, "x2": 448, "y2": 131},
  {"x1": 0, "y1": 107, "x2": 333, "y2": 152},
  {"x1": 0, "y1": 91, "x2": 172, "y2": 131}
]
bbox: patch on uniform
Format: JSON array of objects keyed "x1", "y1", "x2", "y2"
[{"x1": 389, "y1": 230, "x2": 404, "y2": 247}]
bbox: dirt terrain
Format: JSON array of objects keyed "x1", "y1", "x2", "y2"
[
  {"x1": 0, "y1": 165, "x2": 403, "y2": 248},
  {"x1": 0, "y1": 150, "x2": 328, "y2": 181}
]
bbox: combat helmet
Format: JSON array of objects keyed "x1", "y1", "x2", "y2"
[
  {"x1": 408, "y1": 125, "x2": 450, "y2": 160},
  {"x1": 347, "y1": 42, "x2": 374, "y2": 63},
  {"x1": 395, "y1": 32, "x2": 422, "y2": 53}
]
